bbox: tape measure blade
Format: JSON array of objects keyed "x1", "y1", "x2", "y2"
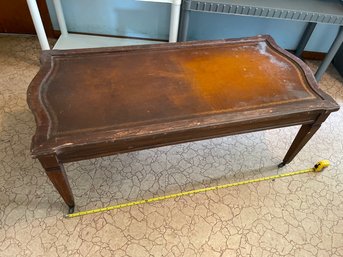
[{"x1": 65, "y1": 161, "x2": 324, "y2": 218}]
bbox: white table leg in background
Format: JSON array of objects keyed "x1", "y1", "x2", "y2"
[
  {"x1": 169, "y1": 0, "x2": 181, "y2": 42},
  {"x1": 137, "y1": 0, "x2": 181, "y2": 43},
  {"x1": 26, "y1": 0, "x2": 50, "y2": 50},
  {"x1": 52, "y1": 0, "x2": 68, "y2": 36}
]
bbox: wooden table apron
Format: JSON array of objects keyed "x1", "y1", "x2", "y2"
[{"x1": 27, "y1": 35, "x2": 339, "y2": 212}]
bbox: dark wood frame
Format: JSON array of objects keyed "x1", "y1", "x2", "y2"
[{"x1": 27, "y1": 36, "x2": 339, "y2": 213}]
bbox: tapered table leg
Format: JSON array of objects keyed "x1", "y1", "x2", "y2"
[
  {"x1": 38, "y1": 155, "x2": 75, "y2": 213},
  {"x1": 315, "y1": 26, "x2": 343, "y2": 81},
  {"x1": 278, "y1": 112, "x2": 329, "y2": 167},
  {"x1": 295, "y1": 22, "x2": 316, "y2": 58}
]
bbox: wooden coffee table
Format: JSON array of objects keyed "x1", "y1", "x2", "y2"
[{"x1": 27, "y1": 35, "x2": 339, "y2": 213}]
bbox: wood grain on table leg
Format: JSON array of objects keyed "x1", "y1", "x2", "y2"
[
  {"x1": 38, "y1": 155, "x2": 75, "y2": 212},
  {"x1": 280, "y1": 112, "x2": 330, "y2": 166}
]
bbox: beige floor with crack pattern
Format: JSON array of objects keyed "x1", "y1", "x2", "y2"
[{"x1": 0, "y1": 35, "x2": 343, "y2": 257}]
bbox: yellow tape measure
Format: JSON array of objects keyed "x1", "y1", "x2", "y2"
[{"x1": 65, "y1": 160, "x2": 330, "y2": 218}]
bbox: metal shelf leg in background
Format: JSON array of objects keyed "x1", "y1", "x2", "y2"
[
  {"x1": 315, "y1": 26, "x2": 343, "y2": 81},
  {"x1": 178, "y1": 0, "x2": 191, "y2": 41},
  {"x1": 295, "y1": 22, "x2": 316, "y2": 57},
  {"x1": 27, "y1": 0, "x2": 68, "y2": 50},
  {"x1": 138, "y1": 0, "x2": 181, "y2": 43},
  {"x1": 26, "y1": 0, "x2": 50, "y2": 50},
  {"x1": 52, "y1": 0, "x2": 68, "y2": 37},
  {"x1": 169, "y1": 0, "x2": 181, "y2": 42}
]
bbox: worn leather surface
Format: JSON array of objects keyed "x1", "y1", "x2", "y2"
[{"x1": 1, "y1": 36, "x2": 343, "y2": 257}]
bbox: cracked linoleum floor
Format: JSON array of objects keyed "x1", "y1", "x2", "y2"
[{"x1": 1, "y1": 35, "x2": 343, "y2": 257}]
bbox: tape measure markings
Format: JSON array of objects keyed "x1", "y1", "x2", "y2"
[{"x1": 65, "y1": 161, "x2": 329, "y2": 218}]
